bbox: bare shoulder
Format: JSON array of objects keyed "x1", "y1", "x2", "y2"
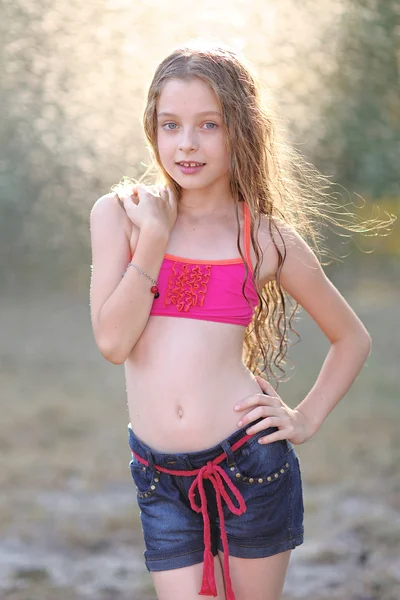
[
  {"x1": 91, "y1": 192, "x2": 125, "y2": 226},
  {"x1": 256, "y1": 215, "x2": 318, "y2": 288},
  {"x1": 91, "y1": 191, "x2": 138, "y2": 241}
]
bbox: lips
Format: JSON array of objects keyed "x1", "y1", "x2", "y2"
[{"x1": 176, "y1": 162, "x2": 206, "y2": 175}]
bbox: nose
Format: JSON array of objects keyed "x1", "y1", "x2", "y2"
[{"x1": 178, "y1": 128, "x2": 199, "y2": 153}]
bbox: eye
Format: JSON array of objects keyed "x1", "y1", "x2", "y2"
[
  {"x1": 163, "y1": 122, "x2": 178, "y2": 130},
  {"x1": 203, "y1": 122, "x2": 217, "y2": 130}
]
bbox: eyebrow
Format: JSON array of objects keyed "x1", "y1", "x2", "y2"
[{"x1": 157, "y1": 110, "x2": 222, "y2": 118}]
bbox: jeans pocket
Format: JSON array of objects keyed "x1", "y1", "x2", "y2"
[
  {"x1": 129, "y1": 454, "x2": 161, "y2": 499},
  {"x1": 228, "y1": 435, "x2": 291, "y2": 486}
]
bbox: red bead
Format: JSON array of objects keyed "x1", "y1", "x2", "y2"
[{"x1": 151, "y1": 286, "x2": 159, "y2": 294}]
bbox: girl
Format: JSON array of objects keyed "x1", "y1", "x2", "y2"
[{"x1": 89, "y1": 42, "x2": 372, "y2": 600}]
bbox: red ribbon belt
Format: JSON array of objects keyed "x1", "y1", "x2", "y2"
[{"x1": 131, "y1": 431, "x2": 253, "y2": 600}]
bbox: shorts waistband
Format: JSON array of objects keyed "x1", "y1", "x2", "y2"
[{"x1": 127, "y1": 417, "x2": 269, "y2": 472}]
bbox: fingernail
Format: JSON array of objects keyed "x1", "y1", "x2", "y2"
[
  {"x1": 234, "y1": 405, "x2": 240, "y2": 411},
  {"x1": 238, "y1": 420, "x2": 243, "y2": 427}
]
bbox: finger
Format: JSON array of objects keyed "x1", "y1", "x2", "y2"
[
  {"x1": 126, "y1": 189, "x2": 139, "y2": 205},
  {"x1": 238, "y1": 406, "x2": 279, "y2": 430},
  {"x1": 165, "y1": 185, "x2": 177, "y2": 209},
  {"x1": 147, "y1": 184, "x2": 161, "y2": 197},
  {"x1": 122, "y1": 193, "x2": 138, "y2": 212},
  {"x1": 237, "y1": 406, "x2": 268, "y2": 426},
  {"x1": 254, "y1": 375, "x2": 276, "y2": 396},
  {"x1": 134, "y1": 183, "x2": 148, "y2": 197},
  {"x1": 238, "y1": 405, "x2": 279, "y2": 426},
  {"x1": 159, "y1": 185, "x2": 169, "y2": 202},
  {"x1": 234, "y1": 392, "x2": 279, "y2": 412},
  {"x1": 257, "y1": 429, "x2": 290, "y2": 445},
  {"x1": 245, "y1": 416, "x2": 282, "y2": 435}
]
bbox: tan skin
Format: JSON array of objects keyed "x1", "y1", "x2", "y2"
[{"x1": 90, "y1": 78, "x2": 371, "y2": 600}]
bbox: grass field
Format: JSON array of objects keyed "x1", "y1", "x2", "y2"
[{"x1": 0, "y1": 257, "x2": 399, "y2": 600}]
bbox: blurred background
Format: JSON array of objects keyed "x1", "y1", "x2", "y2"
[{"x1": 0, "y1": 0, "x2": 399, "y2": 598}]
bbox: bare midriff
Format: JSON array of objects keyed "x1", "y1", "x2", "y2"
[{"x1": 124, "y1": 314, "x2": 262, "y2": 453}]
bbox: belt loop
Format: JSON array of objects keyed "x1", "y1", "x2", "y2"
[
  {"x1": 220, "y1": 440, "x2": 236, "y2": 468},
  {"x1": 145, "y1": 448, "x2": 156, "y2": 472}
]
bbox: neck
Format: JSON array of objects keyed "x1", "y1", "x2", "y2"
[{"x1": 178, "y1": 187, "x2": 235, "y2": 220}]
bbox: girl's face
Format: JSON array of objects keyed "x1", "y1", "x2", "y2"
[{"x1": 156, "y1": 77, "x2": 230, "y2": 191}]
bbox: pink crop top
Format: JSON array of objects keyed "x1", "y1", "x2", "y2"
[{"x1": 133, "y1": 202, "x2": 259, "y2": 327}]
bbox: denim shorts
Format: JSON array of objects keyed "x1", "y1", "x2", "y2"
[{"x1": 128, "y1": 419, "x2": 304, "y2": 573}]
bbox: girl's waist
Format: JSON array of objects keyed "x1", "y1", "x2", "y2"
[
  {"x1": 126, "y1": 385, "x2": 261, "y2": 453},
  {"x1": 128, "y1": 416, "x2": 271, "y2": 471}
]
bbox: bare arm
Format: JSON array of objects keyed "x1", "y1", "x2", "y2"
[
  {"x1": 233, "y1": 218, "x2": 373, "y2": 444},
  {"x1": 278, "y1": 225, "x2": 372, "y2": 434},
  {"x1": 89, "y1": 193, "x2": 169, "y2": 364}
]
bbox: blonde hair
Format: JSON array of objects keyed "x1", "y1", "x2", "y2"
[{"x1": 113, "y1": 41, "x2": 394, "y2": 384}]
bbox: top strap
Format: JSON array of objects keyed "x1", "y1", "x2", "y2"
[{"x1": 242, "y1": 203, "x2": 253, "y2": 272}]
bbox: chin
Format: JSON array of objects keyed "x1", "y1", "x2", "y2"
[{"x1": 179, "y1": 180, "x2": 212, "y2": 191}]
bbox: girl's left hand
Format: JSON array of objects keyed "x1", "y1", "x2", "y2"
[{"x1": 234, "y1": 376, "x2": 315, "y2": 445}]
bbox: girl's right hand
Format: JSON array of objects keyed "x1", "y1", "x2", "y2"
[{"x1": 119, "y1": 183, "x2": 178, "y2": 236}]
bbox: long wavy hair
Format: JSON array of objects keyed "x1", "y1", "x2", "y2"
[{"x1": 113, "y1": 40, "x2": 394, "y2": 384}]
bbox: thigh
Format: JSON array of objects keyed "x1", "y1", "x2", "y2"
[
  {"x1": 152, "y1": 555, "x2": 226, "y2": 600},
  {"x1": 218, "y1": 549, "x2": 291, "y2": 600}
]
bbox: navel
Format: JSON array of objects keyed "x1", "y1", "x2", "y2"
[{"x1": 177, "y1": 406, "x2": 184, "y2": 419}]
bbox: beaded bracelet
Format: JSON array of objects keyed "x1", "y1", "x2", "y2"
[{"x1": 122, "y1": 262, "x2": 160, "y2": 298}]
